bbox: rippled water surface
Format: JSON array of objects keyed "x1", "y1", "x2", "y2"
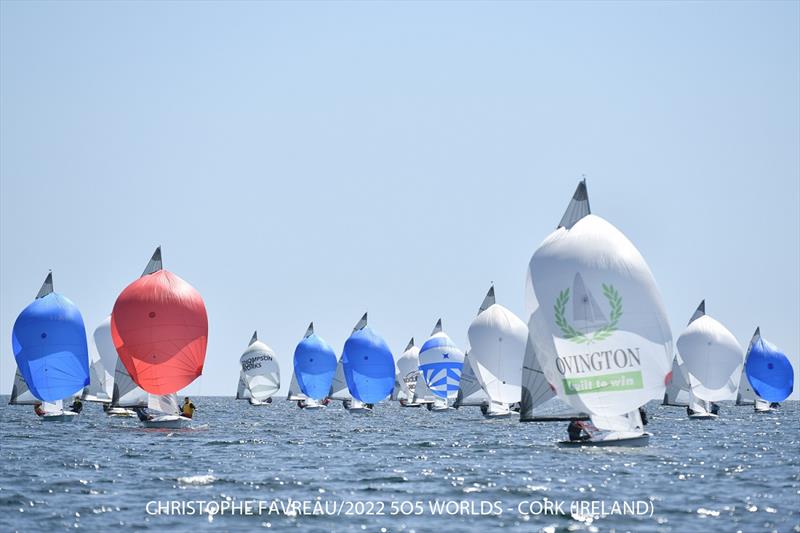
[{"x1": 1, "y1": 398, "x2": 798, "y2": 532}]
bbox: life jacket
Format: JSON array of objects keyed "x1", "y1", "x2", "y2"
[{"x1": 181, "y1": 402, "x2": 195, "y2": 418}]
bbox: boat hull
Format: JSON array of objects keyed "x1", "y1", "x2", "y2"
[
  {"x1": 558, "y1": 432, "x2": 651, "y2": 448},
  {"x1": 347, "y1": 406, "x2": 373, "y2": 414},
  {"x1": 106, "y1": 407, "x2": 136, "y2": 417},
  {"x1": 688, "y1": 413, "x2": 719, "y2": 420},
  {"x1": 42, "y1": 412, "x2": 79, "y2": 422},
  {"x1": 142, "y1": 415, "x2": 191, "y2": 429}
]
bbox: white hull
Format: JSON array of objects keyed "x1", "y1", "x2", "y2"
[
  {"x1": 399, "y1": 401, "x2": 422, "y2": 408},
  {"x1": 106, "y1": 407, "x2": 136, "y2": 417},
  {"x1": 754, "y1": 406, "x2": 776, "y2": 413},
  {"x1": 303, "y1": 404, "x2": 325, "y2": 410},
  {"x1": 688, "y1": 413, "x2": 719, "y2": 420},
  {"x1": 142, "y1": 415, "x2": 192, "y2": 429},
  {"x1": 482, "y1": 403, "x2": 516, "y2": 419},
  {"x1": 42, "y1": 411, "x2": 79, "y2": 422},
  {"x1": 347, "y1": 406, "x2": 373, "y2": 414},
  {"x1": 558, "y1": 432, "x2": 651, "y2": 448}
]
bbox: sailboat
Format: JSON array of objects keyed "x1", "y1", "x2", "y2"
[
  {"x1": 467, "y1": 285, "x2": 527, "y2": 418},
  {"x1": 110, "y1": 247, "x2": 208, "y2": 428},
  {"x1": 453, "y1": 351, "x2": 489, "y2": 410},
  {"x1": 525, "y1": 180, "x2": 673, "y2": 447},
  {"x1": 341, "y1": 313, "x2": 395, "y2": 413},
  {"x1": 662, "y1": 353, "x2": 691, "y2": 407},
  {"x1": 744, "y1": 327, "x2": 794, "y2": 412},
  {"x1": 239, "y1": 331, "x2": 280, "y2": 406},
  {"x1": 82, "y1": 316, "x2": 117, "y2": 406},
  {"x1": 292, "y1": 322, "x2": 337, "y2": 409},
  {"x1": 12, "y1": 272, "x2": 90, "y2": 422},
  {"x1": 394, "y1": 338, "x2": 421, "y2": 407},
  {"x1": 327, "y1": 356, "x2": 351, "y2": 407},
  {"x1": 676, "y1": 301, "x2": 743, "y2": 420},
  {"x1": 419, "y1": 319, "x2": 465, "y2": 412}
]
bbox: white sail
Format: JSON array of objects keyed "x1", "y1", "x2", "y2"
[
  {"x1": 111, "y1": 359, "x2": 148, "y2": 408},
  {"x1": 467, "y1": 292, "x2": 527, "y2": 407},
  {"x1": 663, "y1": 353, "x2": 691, "y2": 406},
  {"x1": 240, "y1": 332, "x2": 281, "y2": 401},
  {"x1": 236, "y1": 372, "x2": 251, "y2": 400},
  {"x1": 147, "y1": 393, "x2": 180, "y2": 415},
  {"x1": 736, "y1": 367, "x2": 757, "y2": 405},
  {"x1": 589, "y1": 409, "x2": 644, "y2": 433},
  {"x1": 394, "y1": 338, "x2": 419, "y2": 402},
  {"x1": 9, "y1": 368, "x2": 38, "y2": 405},
  {"x1": 523, "y1": 396, "x2": 588, "y2": 422},
  {"x1": 688, "y1": 391, "x2": 711, "y2": 416},
  {"x1": 287, "y1": 372, "x2": 307, "y2": 401},
  {"x1": 412, "y1": 371, "x2": 436, "y2": 404},
  {"x1": 676, "y1": 301, "x2": 743, "y2": 402},
  {"x1": 453, "y1": 351, "x2": 488, "y2": 407},
  {"x1": 42, "y1": 400, "x2": 63, "y2": 414},
  {"x1": 525, "y1": 186, "x2": 673, "y2": 417},
  {"x1": 328, "y1": 358, "x2": 350, "y2": 401},
  {"x1": 83, "y1": 316, "x2": 116, "y2": 403}
]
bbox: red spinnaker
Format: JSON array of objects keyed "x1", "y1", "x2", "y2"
[{"x1": 111, "y1": 270, "x2": 208, "y2": 395}]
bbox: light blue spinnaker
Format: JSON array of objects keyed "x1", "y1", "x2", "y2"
[
  {"x1": 12, "y1": 273, "x2": 90, "y2": 402},
  {"x1": 342, "y1": 313, "x2": 395, "y2": 404},
  {"x1": 744, "y1": 328, "x2": 794, "y2": 403},
  {"x1": 293, "y1": 322, "x2": 338, "y2": 401},
  {"x1": 418, "y1": 319, "x2": 465, "y2": 399}
]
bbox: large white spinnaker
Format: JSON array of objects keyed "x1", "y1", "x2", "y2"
[
  {"x1": 240, "y1": 331, "x2": 281, "y2": 402},
  {"x1": 83, "y1": 316, "x2": 117, "y2": 403},
  {"x1": 525, "y1": 180, "x2": 673, "y2": 418},
  {"x1": 9, "y1": 368, "x2": 38, "y2": 405},
  {"x1": 676, "y1": 301, "x2": 743, "y2": 402},
  {"x1": 663, "y1": 353, "x2": 691, "y2": 407},
  {"x1": 467, "y1": 286, "x2": 527, "y2": 409}
]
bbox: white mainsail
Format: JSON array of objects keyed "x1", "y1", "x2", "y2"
[
  {"x1": 467, "y1": 285, "x2": 527, "y2": 408},
  {"x1": 453, "y1": 351, "x2": 488, "y2": 407},
  {"x1": 525, "y1": 180, "x2": 673, "y2": 417},
  {"x1": 663, "y1": 353, "x2": 691, "y2": 406},
  {"x1": 676, "y1": 300, "x2": 743, "y2": 402},
  {"x1": 82, "y1": 316, "x2": 117, "y2": 403},
  {"x1": 735, "y1": 367, "x2": 757, "y2": 405},
  {"x1": 327, "y1": 358, "x2": 350, "y2": 401},
  {"x1": 236, "y1": 373, "x2": 251, "y2": 400},
  {"x1": 240, "y1": 331, "x2": 280, "y2": 402},
  {"x1": 111, "y1": 359, "x2": 149, "y2": 408},
  {"x1": 9, "y1": 368, "x2": 38, "y2": 405},
  {"x1": 287, "y1": 372, "x2": 307, "y2": 401}
]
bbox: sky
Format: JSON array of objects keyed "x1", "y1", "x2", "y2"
[{"x1": 1, "y1": 1, "x2": 798, "y2": 399}]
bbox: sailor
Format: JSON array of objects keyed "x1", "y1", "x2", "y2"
[
  {"x1": 181, "y1": 397, "x2": 196, "y2": 418},
  {"x1": 770, "y1": 402, "x2": 780, "y2": 409},
  {"x1": 567, "y1": 420, "x2": 591, "y2": 441},
  {"x1": 638, "y1": 406, "x2": 648, "y2": 425},
  {"x1": 710, "y1": 403, "x2": 720, "y2": 415},
  {"x1": 33, "y1": 402, "x2": 46, "y2": 417},
  {"x1": 297, "y1": 399, "x2": 307, "y2": 409},
  {"x1": 480, "y1": 403, "x2": 489, "y2": 416},
  {"x1": 133, "y1": 406, "x2": 152, "y2": 422},
  {"x1": 266, "y1": 397, "x2": 273, "y2": 404},
  {"x1": 70, "y1": 397, "x2": 83, "y2": 414},
  {"x1": 686, "y1": 406, "x2": 694, "y2": 416},
  {"x1": 342, "y1": 399, "x2": 352, "y2": 410}
]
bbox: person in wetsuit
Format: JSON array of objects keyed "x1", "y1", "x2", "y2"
[
  {"x1": 70, "y1": 397, "x2": 83, "y2": 414},
  {"x1": 710, "y1": 403, "x2": 720, "y2": 415},
  {"x1": 133, "y1": 407, "x2": 152, "y2": 422},
  {"x1": 33, "y1": 402, "x2": 45, "y2": 417},
  {"x1": 567, "y1": 420, "x2": 591, "y2": 441},
  {"x1": 638, "y1": 406, "x2": 648, "y2": 425}
]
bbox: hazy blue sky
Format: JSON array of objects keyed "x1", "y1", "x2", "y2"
[{"x1": 2, "y1": 1, "x2": 798, "y2": 398}]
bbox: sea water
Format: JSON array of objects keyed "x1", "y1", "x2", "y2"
[{"x1": 1, "y1": 398, "x2": 798, "y2": 532}]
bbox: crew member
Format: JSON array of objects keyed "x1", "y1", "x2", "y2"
[
  {"x1": 568, "y1": 420, "x2": 591, "y2": 441},
  {"x1": 181, "y1": 397, "x2": 196, "y2": 418},
  {"x1": 70, "y1": 397, "x2": 83, "y2": 414},
  {"x1": 33, "y1": 402, "x2": 46, "y2": 417}
]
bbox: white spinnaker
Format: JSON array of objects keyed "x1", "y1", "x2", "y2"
[
  {"x1": 111, "y1": 359, "x2": 148, "y2": 408},
  {"x1": 663, "y1": 353, "x2": 691, "y2": 406},
  {"x1": 525, "y1": 214, "x2": 673, "y2": 417},
  {"x1": 468, "y1": 304, "x2": 527, "y2": 406},
  {"x1": 328, "y1": 358, "x2": 350, "y2": 401},
  {"x1": 395, "y1": 340, "x2": 419, "y2": 401},
  {"x1": 9, "y1": 368, "x2": 38, "y2": 405},
  {"x1": 676, "y1": 308, "x2": 743, "y2": 402},
  {"x1": 240, "y1": 339, "x2": 281, "y2": 401},
  {"x1": 83, "y1": 316, "x2": 116, "y2": 403}
]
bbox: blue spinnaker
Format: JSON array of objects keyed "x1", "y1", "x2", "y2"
[
  {"x1": 294, "y1": 334, "x2": 337, "y2": 400},
  {"x1": 745, "y1": 333, "x2": 794, "y2": 402},
  {"x1": 342, "y1": 327, "x2": 395, "y2": 403},
  {"x1": 419, "y1": 333, "x2": 465, "y2": 399},
  {"x1": 12, "y1": 293, "x2": 89, "y2": 402}
]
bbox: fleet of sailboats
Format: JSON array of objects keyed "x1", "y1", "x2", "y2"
[{"x1": 6, "y1": 183, "x2": 796, "y2": 445}]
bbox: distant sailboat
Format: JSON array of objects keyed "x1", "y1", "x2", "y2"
[
  {"x1": 110, "y1": 247, "x2": 206, "y2": 427},
  {"x1": 419, "y1": 319, "x2": 465, "y2": 412},
  {"x1": 525, "y1": 180, "x2": 673, "y2": 447},
  {"x1": 82, "y1": 316, "x2": 117, "y2": 404},
  {"x1": 239, "y1": 331, "x2": 280, "y2": 406},
  {"x1": 12, "y1": 272, "x2": 90, "y2": 422},
  {"x1": 394, "y1": 338, "x2": 421, "y2": 407},
  {"x1": 453, "y1": 351, "x2": 489, "y2": 409},
  {"x1": 293, "y1": 322, "x2": 337, "y2": 409},
  {"x1": 341, "y1": 313, "x2": 395, "y2": 413},
  {"x1": 676, "y1": 301, "x2": 743, "y2": 420},
  {"x1": 744, "y1": 327, "x2": 794, "y2": 412},
  {"x1": 662, "y1": 353, "x2": 691, "y2": 407},
  {"x1": 467, "y1": 285, "x2": 528, "y2": 418}
]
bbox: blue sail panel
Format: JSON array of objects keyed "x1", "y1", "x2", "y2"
[
  {"x1": 745, "y1": 337, "x2": 794, "y2": 402},
  {"x1": 342, "y1": 327, "x2": 395, "y2": 403},
  {"x1": 293, "y1": 334, "x2": 338, "y2": 400},
  {"x1": 12, "y1": 293, "x2": 90, "y2": 401},
  {"x1": 419, "y1": 362, "x2": 464, "y2": 398}
]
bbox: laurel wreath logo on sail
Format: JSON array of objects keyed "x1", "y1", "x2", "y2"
[{"x1": 554, "y1": 283, "x2": 622, "y2": 344}]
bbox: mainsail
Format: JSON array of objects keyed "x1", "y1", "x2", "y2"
[
  {"x1": 735, "y1": 368, "x2": 756, "y2": 406},
  {"x1": 453, "y1": 351, "x2": 488, "y2": 408},
  {"x1": 676, "y1": 301, "x2": 743, "y2": 402},
  {"x1": 111, "y1": 247, "x2": 208, "y2": 395},
  {"x1": 328, "y1": 357, "x2": 350, "y2": 401},
  {"x1": 82, "y1": 316, "x2": 117, "y2": 403},
  {"x1": 111, "y1": 358, "x2": 148, "y2": 408},
  {"x1": 467, "y1": 285, "x2": 527, "y2": 408},
  {"x1": 286, "y1": 372, "x2": 307, "y2": 401},
  {"x1": 744, "y1": 327, "x2": 794, "y2": 402},
  {"x1": 418, "y1": 319, "x2": 465, "y2": 400},
  {"x1": 240, "y1": 331, "x2": 281, "y2": 402},
  {"x1": 293, "y1": 322, "x2": 338, "y2": 401},
  {"x1": 235, "y1": 373, "x2": 251, "y2": 400},
  {"x1": 663, "y1": 353, "x2": 691, "y2": 407},
  {"x1": 525, "y1": 180, "x2": 673, "y2": 417},
  {"x1": 9, "y1": 368, "x2": 38, "y2": 405},
  {"x1": 341, "y1": 313, "x2": 395, "y2": 404},
  {"x1": 12, "y1": 272, "x2": 90, "y2": 402}
]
